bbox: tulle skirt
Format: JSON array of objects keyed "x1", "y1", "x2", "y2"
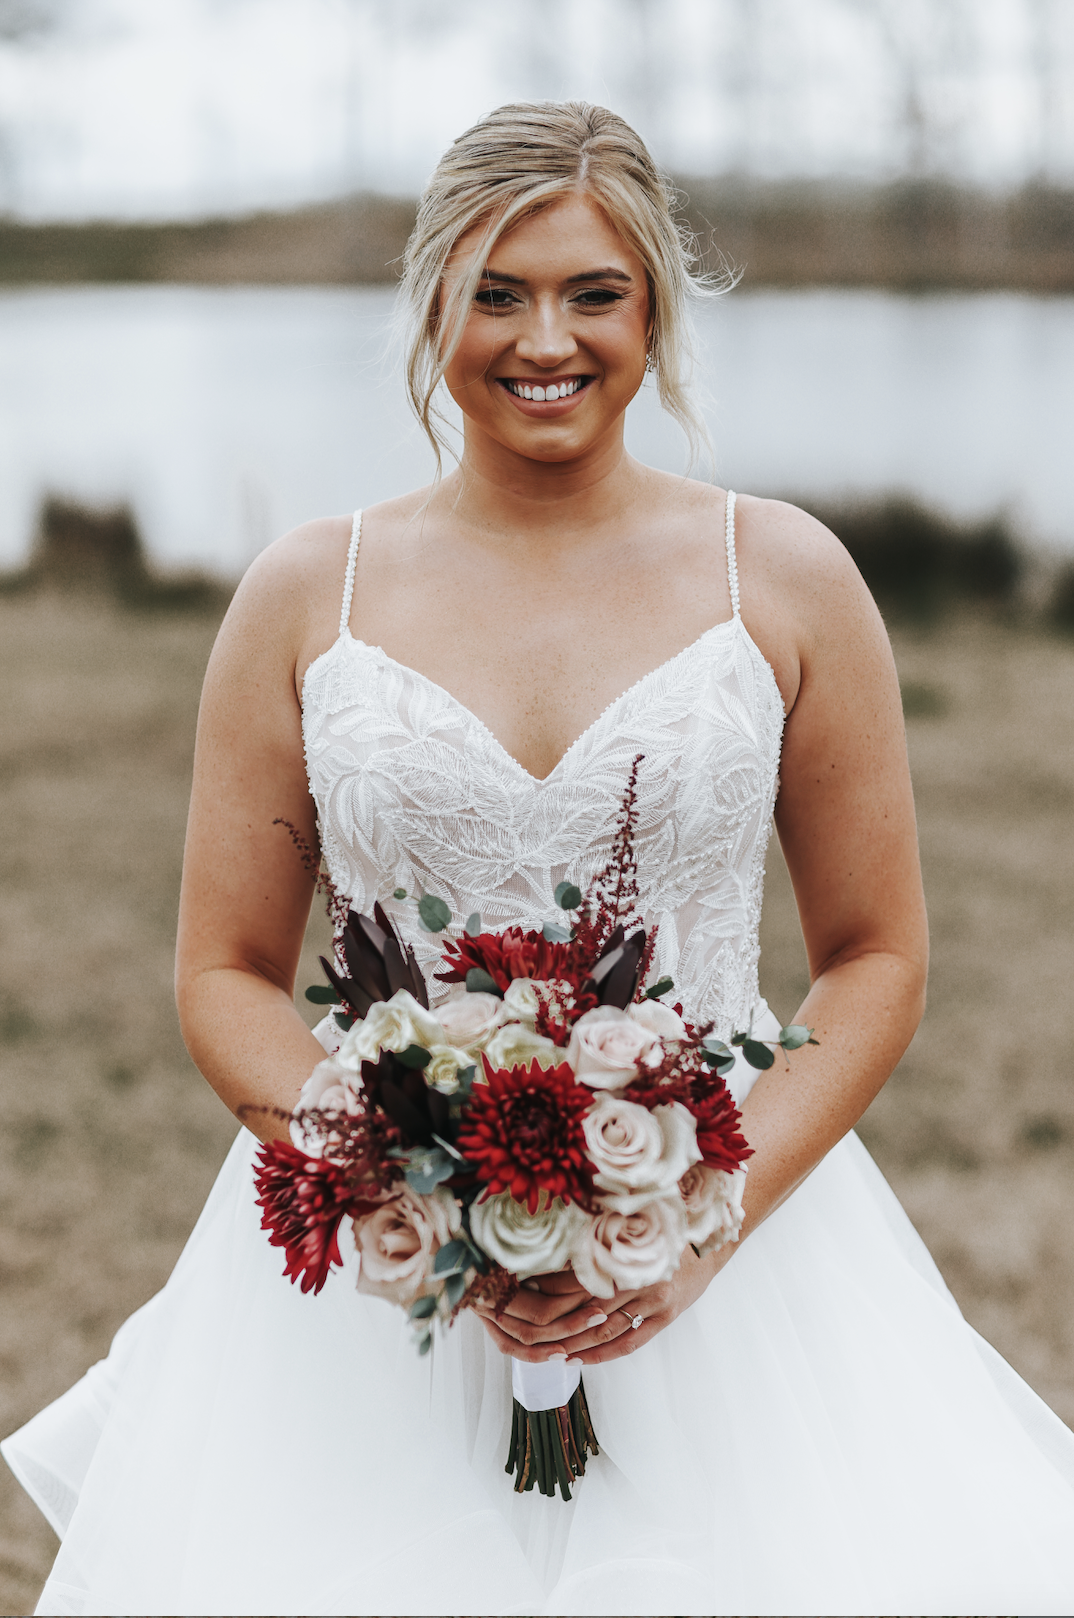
[{"x1": 5, "y1": 1124, "x2": 1074, "y2": 1617}]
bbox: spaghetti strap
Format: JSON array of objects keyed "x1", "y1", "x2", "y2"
[
  {"x1": 339, "y1": 510, "x2": 362, "y2": 638},
  {"x1": 724, "y1": 489, "x2": 741, "y2": 619}
]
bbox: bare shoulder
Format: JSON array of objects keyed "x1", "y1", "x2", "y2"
[{"x1": 732, "y1": 493, "x2": 890, "y2": 713}]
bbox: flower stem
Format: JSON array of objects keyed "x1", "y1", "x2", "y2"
[{"x1": 505, "y1": 1380, "x2": 599, "y2": 1501}]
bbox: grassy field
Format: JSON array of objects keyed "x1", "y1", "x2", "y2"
[{"x1": 1, "y1": 592, "x2": 1073, "y2": 1613}]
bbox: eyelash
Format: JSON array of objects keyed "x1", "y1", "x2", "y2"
[{"x1": 474, "y1": 288, "x2": 624, "y2": 312}]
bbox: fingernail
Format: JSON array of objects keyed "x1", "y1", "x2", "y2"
[
  {"x1": 566, "y1": 1357, "x2": 584, "y2": 1366},
  {"x1": 546, "y1": 1349, "x2": 567, "y2": 1359},
  {"x1": 586, "y1": 1313, "x2": 607, "y2": 1327}
]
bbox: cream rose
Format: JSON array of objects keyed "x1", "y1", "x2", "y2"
[
  {"x1": 566, "y1": 1005, "x2": 662, "y2": 1089},
  {"x1": 469, "y1": 1192, "x2": 589, "y2": 1280},
  {"x1": 499, "y1": 977, "x2": 541, "y2": 1026},
  {"x1": 569, "y1": 1195, "x2": 687, "y2": 1299},
  {"x1": 584, "y1": 1096, "x2": 701, "y2": 1213},
  {"x1": 482, "y1": 1021, "x2": 561, "y2": 1073},
  {"x1": 628, "y1": 998, "x2": 687, "y2": 1040},
  {"x1": 423, "y1": 1044, "x2": 476, "y2": 1095},
  {"x1": 290, "y1": 1057, "x2": 361, "y2": 1155},
  {"x1": 434, "y1": 990, "x2": 503, "y2": 1052},
  {"x1": 337, "y1": 989, "x2": 445, "y2": 1070},
  {"x1": 353, "y1": 1186, "x2": 460, "y2": 1307},
  {"x1": 679, "y1": 1163, "x2": 747, "y2": 1256}
]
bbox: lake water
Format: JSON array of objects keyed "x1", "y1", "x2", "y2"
[{"x1": 2, "y1": 284, "x2": 1073, "y2": 575}]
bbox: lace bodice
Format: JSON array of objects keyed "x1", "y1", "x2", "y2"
[{"x1": 301, "y1": 495, "x2": 786, "y2": 1039}]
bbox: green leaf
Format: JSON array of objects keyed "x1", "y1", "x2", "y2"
[
  {"x1": 444, "y1": 1271, "x2": 467, "y2": 1309},
  {"x1": 417, "y1": 1331, "x2": 433, "y2": 1356},
  {"x1": 778, "y1": 1024, "x2": 814, "y2": 1051},
  {"x1": 392, "y1": 887, "x2": 408, "y2": 900},
  {"x1": 644, "y1": 976, "x2": 675, "y2": 1000},
  {"x1": 465, "y1": 967, "x2": 501, "y2": 996},
  {"x1": 741, "y1": 1038, "x2": 776, "y2": 1070},
  {"x1": 409, "y1": 1293, "x2": 438, "y2": 1320},
  {"x1": 402, "y1": 1147, "x2": 456, "y2": 1194},
  {"x1": 434, "y1": 1238, "x2": 469, "y2": 1274},
  {"x1": 395, "y1": 1043, "x2": 432, "y2": 1069},
  {"x1": 702, "y1": 1038, "x2": 734, "y2": 1061},
  {"x1": 417, "y1": 893, "x2": 452, "y2": 933},
  {"x1": 431, "y1": 1131, "x2": 466, "y2": 1162},
  {"x1": 464, "y1": 911, "x2": 482, "y2": 937},
  {"x1": 304, "y1": 984, "x2": 337, "y2": 1004},
  {"x1": 554, "y1": 881, "x2": 583, "y2": 910},
  {"x1": 333, "y1": 1010, "x2": 356, "y2": 1031},
  {"x1": 542, "y1": 922, "x2": 571, "y2": 943}
]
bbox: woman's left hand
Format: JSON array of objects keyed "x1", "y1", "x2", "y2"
[{"x1": 476, "y1": 1243, "x2": 732, "y2": 1365}]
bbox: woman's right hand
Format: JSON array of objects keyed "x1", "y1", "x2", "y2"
[{"x1": 472, "y1": 1268, "x2": 606, "y2": 1359}]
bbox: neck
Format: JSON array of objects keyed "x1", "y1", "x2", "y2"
[{"x1": 437, "y1": 420, "x2": 649, "y2": 551}]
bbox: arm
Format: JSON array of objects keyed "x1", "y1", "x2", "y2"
[
  {"x1": 478, "y1": 503, "x2": 929, "y2": 1361},
  {"x1": 175, "y1": 520, "x2": 349, "y2": 1142}
]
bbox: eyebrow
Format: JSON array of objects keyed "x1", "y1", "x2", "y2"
[{"x1": 479, "y1": 266, "x2": 634, "y2": 286}]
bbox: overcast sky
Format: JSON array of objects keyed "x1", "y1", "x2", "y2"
[{"x1": 1, "y1": 0, "x2": 1072, "y2": 221}]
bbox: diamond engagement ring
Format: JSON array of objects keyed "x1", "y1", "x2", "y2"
[{"x1": 617, "y1": 1307, "x2": 644, "y2": 1330}]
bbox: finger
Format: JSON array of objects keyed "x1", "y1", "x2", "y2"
[
  {"x1": 486, "y1": 1299, "x2": 611, "y2": 1347},
  {"x1": 495, "y1": 1288, "x2": 592, "y2": 1327},
  {"x1": 475, "y1": 1312, "x2": 576, "y2": 1364},
  {"x1": 569, "y1": 1314, "x2": 665, "y2": 1364},
  {"x1": 526, "y1": 1268, "x2": 585, "y2": 1296}
]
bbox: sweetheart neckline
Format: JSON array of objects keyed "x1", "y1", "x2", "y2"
[{"x1": 303, "y1": 613, "x2": 784, "y2": 786}]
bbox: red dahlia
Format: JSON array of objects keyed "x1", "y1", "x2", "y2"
[
  {"x1": 457, "y1": 1058, "x2": 595, "y2": 1215},
  {"x1": 436, "y1": 927, "x2": 581, "y2": 993},
  {"x1": 686, "y1": 1084, "x2": 753, "y2": 1174},
  {"x1": 253, "y1": 1140, "x2": 376, "y2": 1295}
]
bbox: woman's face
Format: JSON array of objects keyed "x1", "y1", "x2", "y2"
[{"x1": 440, "y1": 191, "x2": 651, "y2": 466}]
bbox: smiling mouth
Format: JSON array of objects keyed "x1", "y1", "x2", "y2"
[{"x1": 499, "y1": 376, "x2": 590, "y2": 402}]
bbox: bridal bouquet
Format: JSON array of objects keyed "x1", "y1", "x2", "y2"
[{"x1": 254, "y1": 762, "x2": 814, "y2": 1500}]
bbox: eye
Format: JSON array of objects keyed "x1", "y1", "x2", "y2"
[
  {"x1": 572, "y1": 288, "x2": 624, "y2": 309},
  {"x1": 474, "y1": 287, "x2": 520, "y2": 311}
]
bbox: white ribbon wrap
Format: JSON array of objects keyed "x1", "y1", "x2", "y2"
[{"x1": 511, "y1": 1356, "x2": 582, "y2": 1413}]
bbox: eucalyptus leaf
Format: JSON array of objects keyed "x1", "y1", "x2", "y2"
[
  {"x1": 554, "y1": 881, "x2": 583, "y2": 910},
  {"x1": 542, "y1": 922, "x2": 571, "y2": 943},
  {"x1": 409, "y1": 1294, "x2": 438, "y2": 1320},
  {"x1": 741, "y1": 1038, "x2": 776, "y2": 1070},
  {"x1": 444, "y1": 1272, "x2": 467, "y2": 1309},
  {"x1": 702, "y1": 1038, "x2": 734, "y2": 1061},
  {"x1": 464, "y1": 911, "x2": 482, "y2": 937},
  {"x1": 778, "y1": 1024, "x2": 814, "y2": 1050},
  {"x1": 431, "y1": 1132, "x2": 466, "y2": 1163},
  {"x1": 434, "y1": 1238, "x2": 468, "y2": 1274},
  {"x1": 417, "y1": 893, "x2": 452, "y2": 933},
  {"x1": 465, "y1": 967, "x2": 502, "y2": 996},
  {"x1": 333, "y1": 1010, "x2": 355, "y2": 1031},
  {"x1": 644, "y1": 976, "x2": 675, "y2": 1000},
  {"x1": 392, "y1": 887, "x2": 408, "y2": 901},
  {"x1": 417, "y1": 1332, "x2": 433, "y2": 1356},
  {"x1": 304, "y1": 984, "x2": 337, "y2": 1004},
  {"x1": 403, "y1": 1148, "x2": 456, "y2": 1194},
  {"x1": 395, "y1": 1043, "x2": 432, "y2": 1069}
]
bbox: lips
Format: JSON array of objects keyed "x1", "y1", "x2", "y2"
[{"x1": 500, "y1": 377, "x2": 588, "y2": 402}]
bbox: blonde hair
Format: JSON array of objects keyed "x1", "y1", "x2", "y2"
[{"x1": 399, "y1": 101, "x2": 724, "y2": 473}]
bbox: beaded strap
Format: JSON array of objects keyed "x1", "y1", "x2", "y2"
[
  {"x1": 339, "y1": 510, "x2": 363, "y2": 637},
  {"x1": 724, "y1": 490, "x2": 740, "y2": 619}
]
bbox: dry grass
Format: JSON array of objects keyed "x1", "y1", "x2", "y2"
[{"x1": 1, "y1": 594, "x2": 1073, "y2": 1613}]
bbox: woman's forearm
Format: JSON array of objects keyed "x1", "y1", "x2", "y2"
[
  {"x1": 177, "y1": 966, "x2": 327, "y2": 1142},
  {"x1": 736, "y1": 947, "x2": 926, "y2": 1239}
]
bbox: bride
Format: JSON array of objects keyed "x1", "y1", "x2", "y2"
[{"x1": 5, "y1": 102, "x2": 1074, "y2": 1617}]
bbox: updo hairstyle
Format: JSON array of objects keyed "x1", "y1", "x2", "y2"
[{"x1": 399, "y1": 101, "x2": 722, "y2": 470}]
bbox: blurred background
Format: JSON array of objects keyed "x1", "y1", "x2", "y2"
[{"x1": 1, "y1": 2, "x2": 1073, "y2": 1610}]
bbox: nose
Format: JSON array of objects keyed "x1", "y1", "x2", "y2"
[{"x1": 513, "y1": 295, "x2": 579, "y2": 370}]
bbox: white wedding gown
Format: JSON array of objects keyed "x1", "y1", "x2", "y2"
[{"x1": 6, "y1": 503, "x2": 1074, "y2": 1617}]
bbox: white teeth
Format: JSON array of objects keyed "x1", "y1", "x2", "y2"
[
  {"x1": 523, "y1": 384, "x2": 532, "y2": 399},
  {"x1": 506, "y1": 378, "x2": 581, "y2": 399},
  {"x1": 532, "y1": 385, "x2": 546, "y2": 401},
  {"x1": 547, "y1": 384, "x2": 560, "y2": 400}
]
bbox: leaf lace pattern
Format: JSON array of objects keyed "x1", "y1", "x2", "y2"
[{"x1": 301, "y1": 618, "x2": 786, "y2": 1037}]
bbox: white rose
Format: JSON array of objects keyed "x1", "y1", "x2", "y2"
[
  {"x1": 290, "y1": 1057, "x2": 361, "y2": 1156},
  {"x1": 679, "y1": 1163, "x2": 747, "y2": 1256},
  {"x1": 434, "y1": 990, "x2": 503, "y2": 1052},
  {"x1": 569, "y1": 1196, "x2": 687, "y2": 1299},
  {"x1": 584, "y1": 1097, "x2": 701, "y2": 1213},
  {"x1": 628, "y1": 998, "x2": 687, "y2": 1040},
  {"x1": 337, "y1": 989, "x2": 445, "y2": 1070},
  {"x1": 353, "y1": 1186, "x2": 460, "y2": 1308},
  {"x1": 566, "y1": 1005, "x2": 662, "y2": 1089},
  {"x1": 499, "y1": 977, "x2": 541, "y2": 1026},
  {"x1": 469, "y1": 1192, "x2": 590, "y2": 1280},
  {"x1": 423, "y1": 1044, "x2": 476, "y2": 1095},
  {"x1": 482, "y1": 1021, "x2": 561, "y2": 1073}
]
